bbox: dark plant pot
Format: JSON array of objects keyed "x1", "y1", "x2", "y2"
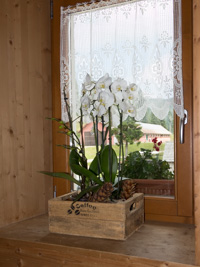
[{"x1": 132, "y1": 179, "x2": 175, "y2": 196}]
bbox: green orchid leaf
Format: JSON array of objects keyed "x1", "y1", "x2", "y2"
[
  {"x1": 46, "y1": 117, "x2": 61, "y2": 122},
  {"x1": 71, "y1": 185, "x2": 100, "y2": 203},
  {"x1": 70, "y1": 164, "x2": 103, "y2": 185},
  {"x1": 100, "y1": 145, "x2": 118, "y2": 183},
  {"x1": 69, "y1": 150, "x2": 103, "y2": 185},
  {"x1": 40, "y1": 171, "x2": 81, "y2": 186},
  {"x1": 57, "y1": 144, "x2": 78, "y2": 150},
  {"x1": 89, "y1": 155, "x2": 98, "y2": 175}
]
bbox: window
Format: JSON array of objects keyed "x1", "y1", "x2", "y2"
[{"x1": 52, "y1": 0, "x2": 193, "y2": 223}]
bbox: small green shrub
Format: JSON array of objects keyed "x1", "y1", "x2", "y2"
[{"x1": 121, "y1": 149, "x2": 174, "y2": 180}]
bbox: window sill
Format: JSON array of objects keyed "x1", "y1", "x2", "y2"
[{"x1": 0, "y1": 214, "x2": 195, "y2": 266}]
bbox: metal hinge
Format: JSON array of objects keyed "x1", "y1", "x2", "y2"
[{"x1": 50, "y1": 0, "x2": 53, "y2": 19}]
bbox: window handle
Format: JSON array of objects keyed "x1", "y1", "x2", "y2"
[{"x1": 180, "y1": 109, "x2": 188, "y2": 144}]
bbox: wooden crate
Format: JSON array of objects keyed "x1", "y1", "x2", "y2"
[{"x1": 48, "y1": 192, "x2": 144, "y2": 240}]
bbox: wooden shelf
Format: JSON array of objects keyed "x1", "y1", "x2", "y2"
[{"x1": 0, "y1": 214, "x2": 196, "y2": 266}]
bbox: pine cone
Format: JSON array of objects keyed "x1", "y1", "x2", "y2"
[
  {"x1": 120, "y1": 179, "x2": 136, "y2": 200},
  {"x1": 92, "y1": 182, "x2": 113, "y2": 202}
]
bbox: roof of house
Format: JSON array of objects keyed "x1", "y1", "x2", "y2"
[
  {"x1": 137, "y1": 122, "x2": 171, "y2": 135},
  {"x1": 82, "y1": 122, "x2": 107, "y2": 132}
]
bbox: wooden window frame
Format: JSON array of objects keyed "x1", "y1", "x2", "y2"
[{"x1": 51, "y1": 0, "x2": 193, "y2": 224}]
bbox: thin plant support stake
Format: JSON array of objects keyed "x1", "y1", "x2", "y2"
[
  {"x1": 108, "y1": 107, "x2": 112, "y2": 183},
  {"x1": 101, "y1": 116, "x2": 104, "y2": 149},
  {"x1": 80, "y1": 107, "x2": 87, "y2": 189},
  {"x1": 93, "y1": 116, "x2": 102, "y2": 177},
  {"x1": 118, "y1": 111, "x2": 123, "y2": 195},
  {"x1": 63, "y1": 88, "x2": 75, "y2": 147},
  {"x1": 96, "y1": 116, "x2": 100, "y2": 176}
]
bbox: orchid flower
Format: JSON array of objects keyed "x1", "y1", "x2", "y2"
[
  {"x1": 90, "y1": 87, "x2": 101, "y2": 101},
  {"x1": 115, "y1": 91, "x2": 124, "y2": 104},
  {"x1": 103, "y1": 105, "x2": 120, "y2": 128},
  {"x1": 126, "y1": 105, "x2": 136, "y2": 118},
  {"x1": 96, "y1": 73, "x2": 112, "y2": 90},
  {"x1": 128, "y1": 83, "x2": 138, "y2": 94},
  {"x1": 111, "y1": 105, "x2": 120, "y2": 127},
  {"x1": 81, "y1": 94, "x2": 92, "y2": 116},
  {"x1": 118, "y1": 100, "x2": 129, "y2": 113},
  {"x1": 83, "y1": 73, "x2": 95, "y2": 91},
  {"x1": 121, "y1": 102, "x2": 136, "y2": 121},
  {"x1": 93, "y1": 90, "x2": 115, "y2": 117},
  {"x1": 111, "y1": 78, "x2": 127, "y2": 93},
  {"x1": 125, "y1": 84, "x2": 138, "y2": 100}
]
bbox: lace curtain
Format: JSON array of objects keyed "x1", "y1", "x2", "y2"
[{"x1": 60, "y1": 0, "x2": 184, "y2": 123}]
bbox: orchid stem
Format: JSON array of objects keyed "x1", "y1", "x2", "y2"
[
  {"x1": 96, "y1": 116, "x2": 100, "y2": 176},
  {"x1": 108, "y1": 107, "x2": 112, "y2": 183},
  {"x1": 101, "y1": 116, "x2": 104, "y2": 149},
  {"x1": 118, "y1": 111, "x2": 123, "y2": 196},
  {"x1": 93, "y1": 116, "x2": 102, "y2": 177}
]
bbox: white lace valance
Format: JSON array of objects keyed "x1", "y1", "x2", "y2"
[{"x1": 60, "y1": 0, "x2": 184, "y2": 122}]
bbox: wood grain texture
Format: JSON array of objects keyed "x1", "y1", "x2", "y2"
[
  {"x1": 193, "y1": 0, "x2": 200, "y2": 265},
  {"x1": 49, "y1": 192, "x2": 144, "y2": 240},
  {"x1": 176, "y1": 0, "x2": 193, "y2": 218},
  {"x1": 0, "y1": 215, "x2": 195, "y2": 265},
  {"x1": 0, "y1": 0, "x2": 52, "y2": 227},
  {"x1": 0, "y1": 237, "x2": 196, "y2": 267}
]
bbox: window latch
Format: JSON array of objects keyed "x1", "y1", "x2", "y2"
[{"x1": 180, "y1": 109, "x2": 188, "y2": 144}]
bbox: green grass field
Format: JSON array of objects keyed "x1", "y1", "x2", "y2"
[{"x1": 85, "y1": 142, "x2": 165, "y2": 160}]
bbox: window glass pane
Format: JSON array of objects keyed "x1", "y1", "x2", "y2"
[{"x1": 69, "y1": 0, "x2": 175, "y2": 196}]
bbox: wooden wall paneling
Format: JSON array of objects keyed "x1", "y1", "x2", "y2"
[
  {"x1": 26, "y1": 0, "x2": 52, "y2": 216},
  {"x1": 20, "y1": 0, "x2": 34, "y2": 219},
  {"x1": 7, "y1": 0, "x2": 18, "y2": 223},
  {"x1": 40, "y1": 2, "x2": 53, "y2": 210},
  {"x1": 0, "y1": 0, "x2": 52, "y2": 227},
  {"x1": 28, "y1": 0, "x2": 47, "y2": 215},
  {"x1": 193, "y1": 0, "x2": 200, "y2": 265},
  {"x1": 14, "y1": 0, "x2": 25, "y2": 222},
  {"x1": 0, "y1": 1, "x2": 10, "y2": 225},
  {"x1": 0, "y1": 81, "x2": 2, "y2": 222},
  {"x1": 0, "y1": 0, "x2": 19, "y2": 225}
]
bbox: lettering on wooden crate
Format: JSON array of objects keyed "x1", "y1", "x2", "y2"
[{"x1": 67, "y1": 202, "x2": 99, "y2": 218}]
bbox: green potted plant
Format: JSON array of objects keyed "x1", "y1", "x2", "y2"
[
  {"x1": 41, "y1": 73, "x2": 144, "y2": 240},
  {"x1": 121, "y1": 137, "x2": 174, "y2": 196}
]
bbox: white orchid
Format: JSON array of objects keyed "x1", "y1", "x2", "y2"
[
  {"x1": 126, "y1": 104, "x2": 136, "y2": 118},
  {"x1": 110, "y1": 105, "x2": 120, "y2": 127},
  {"x1": 118, "y1": 100, "x2": 129, "y2": 113},
  {"x1": 103, "y1": 105, "x2": 120, "y2": 128},
  {"x1": 115, "y1": 91, "x2": 124, "y2": 104},
  {"x1": 110, "y1": 79, "x2": 128, "y2": 105},
  {"x1": 126, "y1": 83, "x2": 138, "y2": 99},
  {"x1": 80, "y1": 73, "x2": 139, "y2": 124},
  {"x1": 96, "y1": 73, "x2": 112, "y2": 90},
  {"x1": 81, "y1": 94, "x2": 92, "y2": 116},
  {"x1": 111, "y1": 78, "x2": 127, "y2": 93},
  {"x1": 90, "y1": 87, "x2": 101, "y2": 101},
  {"x1": 81, "y1": 84, "x2": 87, "y2": 96},
  {"x1": 128, "y1": 83, "x2": 138, "y2": 94},
  {"x1": 93, "y1": 90, "x2": 115, "y2": 117},
  {"x1": 83, "y1": 73, "x2": 95, "y2": 92}
]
